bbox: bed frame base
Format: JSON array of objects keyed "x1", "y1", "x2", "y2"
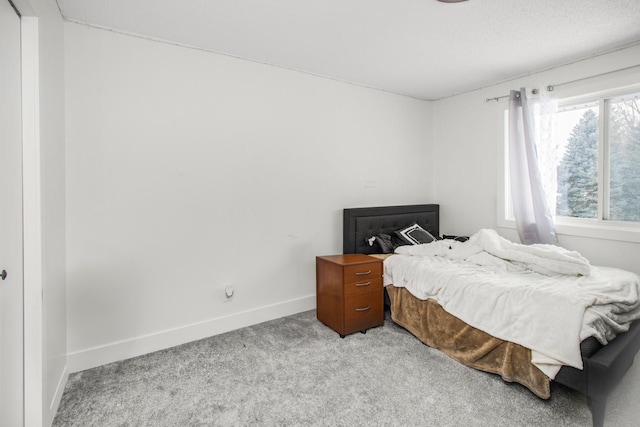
[{"x1": 582, "y1": 320, "x2": 640, "y2": 426}]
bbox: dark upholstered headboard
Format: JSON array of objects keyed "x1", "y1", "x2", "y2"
[{"x1": 343, "y1": 204, "x2": 440, "y2": 254}]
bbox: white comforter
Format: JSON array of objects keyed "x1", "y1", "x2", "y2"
[{"x1": 384, "y1": 229, "x2": 640, "y2": 378}]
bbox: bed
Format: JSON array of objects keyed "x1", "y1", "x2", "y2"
[{"x1": 343, "y1": 204, "x2": 640, "y2": 427}]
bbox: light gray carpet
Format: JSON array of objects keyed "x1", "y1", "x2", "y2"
[{"x1": 53, "y1": 310, "x2": 593, "y2": 426}]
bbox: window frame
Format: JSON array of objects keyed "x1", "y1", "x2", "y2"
[{"x1": 497, "y1": 83, "x2": 640, "y2": 244}]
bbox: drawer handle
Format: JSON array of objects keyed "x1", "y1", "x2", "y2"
[
  {"x1": 355, "y1": 270, "x2": 372, "y2": 276},
  {"x1": 356, "y1": 306, "x2": 371, "y2": 312},
  {"x1": 356, "y1": 281, "x2": 371, "y2": 287}
]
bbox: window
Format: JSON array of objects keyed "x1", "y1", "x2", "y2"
[
  {"x1": 554, "y1": 92, "x2": 640, "y2": 223},
  {"x1": 500, "y1": 87, "x2": 640, "y2": 242}
]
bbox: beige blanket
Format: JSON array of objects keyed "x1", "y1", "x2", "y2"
[{"x1": 386, "y1": 285, "x2": 550, "y2": 399}]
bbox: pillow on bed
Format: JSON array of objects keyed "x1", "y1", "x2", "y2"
[{"x1": 395, "y1": 223, "x2": 437, "y2": 245}]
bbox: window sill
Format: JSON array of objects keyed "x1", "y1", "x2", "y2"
[{"x1": 497, "y1": 218, "x2": 640, "y2": 244}]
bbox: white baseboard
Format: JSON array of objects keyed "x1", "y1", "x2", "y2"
[
  {"x1": 46, "y1": 365, "x2": 68, "y2": 427},
  {"x1": 67, "y1": 294, "x2": 316, "y2": 373}
]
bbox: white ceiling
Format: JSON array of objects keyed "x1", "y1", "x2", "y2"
[{"x1": 57, "y1": 0, "x2": 640, "y2": 100}]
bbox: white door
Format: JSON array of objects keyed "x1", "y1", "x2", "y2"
[{"x1": 0, "y1": 0, "x2": 24, "y2": 425}]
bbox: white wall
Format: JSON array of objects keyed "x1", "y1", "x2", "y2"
[
  {"x1": 65, "y1": 23, "x2": 433, "y2": 371},
  {"x1": 432, "y1": 44, "x2": 640, "y2": 275}
]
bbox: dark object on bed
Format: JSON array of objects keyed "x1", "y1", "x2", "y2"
[
  {"x1": 343, "y1": 204, "x2": 640, "y2": 427},
  {"x1": 442, "y1": 234, "x2": 469, "y2": 242}
]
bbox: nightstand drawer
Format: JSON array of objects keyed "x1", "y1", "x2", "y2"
[
  {"x1": 343, "y1": 277, "x2": 383, "y2": 296},
  {"x1": 343, "y1": 262, "x2": 382, "y2": 284},
  {"x1": 344, "y1": 290, "x2": 384, "y2": 334}
]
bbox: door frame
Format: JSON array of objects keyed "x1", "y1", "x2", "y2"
[
  {"x1": 11, "y1": 0, "x2": 43, "y2": 425},
  {"x1": 22, "y1": 17, "x2": 43, "y2": 427}
]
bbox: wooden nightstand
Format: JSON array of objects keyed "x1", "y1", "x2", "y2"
[{"x1": 316, "y1": 254, "x2": 384, "y2": 338}]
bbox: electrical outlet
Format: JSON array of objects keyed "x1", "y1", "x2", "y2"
[{"x1": 224, "y1": 285, "x2": 234, "y2": 302}]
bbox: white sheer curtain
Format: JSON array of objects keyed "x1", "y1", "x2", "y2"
[{"x1": 508, "y1": 88, "x2": 558, "y2": 245}]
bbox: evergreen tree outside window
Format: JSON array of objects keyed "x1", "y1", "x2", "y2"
[
  {"x1": 608, "y1": 96, "x2": 640, "y2": 222},
  {"x1": 556, "y1": 106, "x2": 599, "y2": 219}
]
